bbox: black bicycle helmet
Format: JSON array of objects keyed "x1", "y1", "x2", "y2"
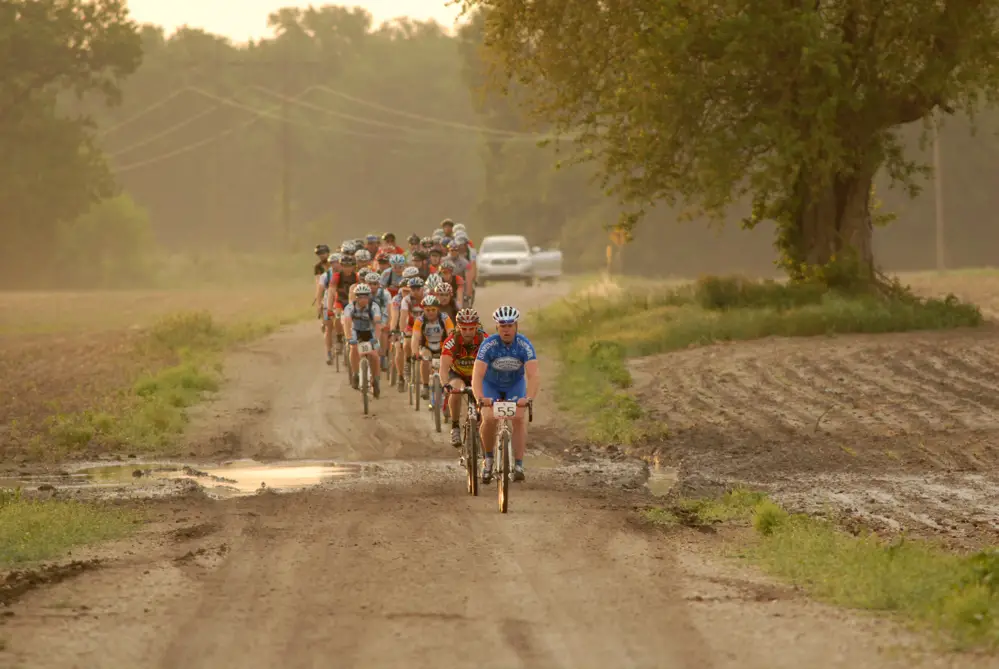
[
  {"x1": 382, "y1": 232, "x2": 396, "y2": 242},
  {"x1": 420, "y1": 236, "x2": 434, "y2": 248},
  {"x1": 440, "y1": 218, "x2": 454, "y2": 228},
  {"x1": 314, "y1": 244, "x2": 330, "y2": 256},
  {"x1": 407, "y1": 233, "x2": 420, "y2": 245},
  {"x1": 412, "y1": 250, "x2": 429, "y2": 261}
]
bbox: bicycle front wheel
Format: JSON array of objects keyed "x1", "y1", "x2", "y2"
[
  {"x1": 466, "y1": 411, "x2": 479, "y2": 497},
  {"x1": 498, "y1": 428, "x2": 510, "y2": 513},
  {"x1": 361, "y1": 358, "x2": 369, "y2": 415},
  {"x1": 432, "y1": 375, "x2": 442, "y2": 433}
]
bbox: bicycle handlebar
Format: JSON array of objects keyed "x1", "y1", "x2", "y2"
[{"x1": 450, "y1": 387, "x2": 533, "y2": 423}]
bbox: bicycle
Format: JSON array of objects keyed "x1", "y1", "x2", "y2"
[
  {"x1": 453, "y1": 387, "x2": 480, "y2": 496},
  {"x1": 387, "y1": 333, "x2": 400, "y2": 387},
  {"x1": 482, "y1": 398, "x2": 533, "y2": 514},
  {"x1": 427, "y1": 352, "x2": 444, "y2": 433},
  {"x1": 357, "y1": 340, "x2": 374, "y2": 415}
]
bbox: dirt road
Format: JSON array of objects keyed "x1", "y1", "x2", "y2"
[{"x1": 0, "y1": 284, "x2": 987, "y2": 668}]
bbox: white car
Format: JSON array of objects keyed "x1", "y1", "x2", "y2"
[{"x1": 475, "y1": 235, "x2": 535, "y2": 287}]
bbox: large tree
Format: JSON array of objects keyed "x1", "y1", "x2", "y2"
[
  {"x1": 461, "y1": 0, "x2": 999, "y2": 279},
  {"x1": 0, "y1": 0, "x2": 142, "y2": 286}
]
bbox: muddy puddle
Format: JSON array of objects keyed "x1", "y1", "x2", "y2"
[
  {"x1": 1, "y1": 460, "x2": 365, "y2": 499},
  {"x1": 0, "y1": 453, "x2": 568, "y2": 500},
  {"x1": 646, "y1": 464, "x2": 679, "y2": 496}
]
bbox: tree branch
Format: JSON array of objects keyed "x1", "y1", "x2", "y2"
[{"x1": 890, "y1": 0, "x2": 981, "y2": 124}]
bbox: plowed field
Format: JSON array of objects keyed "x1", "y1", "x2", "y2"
[{"x1": 632, "y1": 273, "x2": 999, "y2": 543}]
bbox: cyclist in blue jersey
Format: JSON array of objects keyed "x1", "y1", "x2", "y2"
[{"x1": 472, "y1": 305, "x2": 540, "y2": 483}]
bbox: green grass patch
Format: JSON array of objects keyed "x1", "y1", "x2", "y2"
[
  {"x1": 531, "y1": 274, "x2": 982, "y2": 445},
  {"x1": 43, "y1": 310, "x2": 303, "y2": 456},
  {"x1": 644, "y1": 491, "x2": 999, "y2": 650},
  {"x1": 0, "y1": 488, "x2": 139, "y2": 565}
]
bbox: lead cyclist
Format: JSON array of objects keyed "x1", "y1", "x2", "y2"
[{"x1": 471, "y1": 305, "x2": 540, "y2": 483}]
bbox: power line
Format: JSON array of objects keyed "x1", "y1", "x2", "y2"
[
  {"x1": 107, "y1": 104, "x2": 220, "y2": 157},
  {"x1": 99, "y1": 88, "x2": 194, "y2": 137},
  {"x1": 312, "y1": 85, "x2": 546, "y2": 139}
]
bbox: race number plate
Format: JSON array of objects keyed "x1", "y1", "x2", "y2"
[
  {"x1": 358, "y1": 341, "x2": 373, "y2": 354},
  {"x1": 493, "y1": 401, "x2": 517, "y2": 418}
]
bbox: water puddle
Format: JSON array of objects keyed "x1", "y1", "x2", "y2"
[
  {"x1": 646, "y1": 465, "x2": 679, "y2": 496},
  {"x1": 2, "y1": 460, "x2": 363, "y2": 499}
]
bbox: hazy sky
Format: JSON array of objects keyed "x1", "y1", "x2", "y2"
[{"x1": 126, "y1": 0, "x2": 465, "y2": 41}]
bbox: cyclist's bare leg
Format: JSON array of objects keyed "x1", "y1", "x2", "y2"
[
  {"x1": 323, "y1": 318, "x2": 334, "y2": 354},
  {"x1": 479, "y1": 406, "x2": 498, "y2": 456},
  {"x1": 420, "y1": 359, "x2": 431, "y2": 384},
  {"x1": 349, "y1": 344, "x2": 360, "y2": 381},
  {"x1": 334, "y1": 319, "x2": 345, "y2": 350},
  {"x1": 447, "y1": 377, "x2": 465, "y2": 422},
  {"x1": 369, "y1": 351, "x2": 381, "y2": 376},
  {"x1": 395, "y1": 337, "x2": 407, "y2": 377}
]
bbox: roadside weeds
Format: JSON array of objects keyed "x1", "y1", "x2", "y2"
[
  {"x1": 0, "y1": 488, "x2": 140, "y2": 566},
  {"x1": 12, "y1": 309, "x2": 306, "y2": 461},
  {"x1": 644, "y1": 488, "x2": 999, "y2": 651}
]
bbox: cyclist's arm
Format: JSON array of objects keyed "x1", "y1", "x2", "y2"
[
  {"x1": 389, "y1": 302, "x2": 400, "y2": 331},
  {"x1": 314, "y1": 281, "x2": 325, "y2": 313},
  {"x1": 471, "y1": 360, "x2": 487, "y2": 402},
  {"x1": 455, "y1": 277, "x2": 465, "y2": 305},
  {"x1": 443, "y1": 315, "x2": 455, "y2": 336},
  {"x1": 342, "y1": 316, "x2": 354, "y2": 340},
  {"x1": 373, "y1": 305, "x2": 383, "y2": 340},
  {"x1": 409, "y1": 320, "x2": 422, "y2": 357},
  {"x1": 439, "y1": 353, "x2": 453, "y2": 378},
  {"x1": 524, "y1": 359, "x2": 540, "y2": 402}
]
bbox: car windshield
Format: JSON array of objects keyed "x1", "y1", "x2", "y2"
[{"x1": 480, "y1": 240, "x2": 529, "y2": 254}]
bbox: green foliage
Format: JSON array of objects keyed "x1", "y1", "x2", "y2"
[
  {"x1": 0, "y1": 0, "x2": 143, "y2": 287},
  {"x1": 57, "y1": 193, "x2": 155, "y2": 287},
  {"x1": 0, "y1": 491, "x2": 139, "y2": 564},
  {"x1": 465, "y1": 0, "x2": 999, "y2": 275},
  {"x1": 646, "y1": 490, "x2": 999, "y2": 648},
  {"x1": 44, "y1": 310, "x2": 300, "y2": 456}
]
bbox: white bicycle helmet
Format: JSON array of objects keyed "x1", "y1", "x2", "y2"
[
  {"x1": 402, "y1": 266, "x2": 420, "y2": 279},
  {"x1": 421, "y1": 294, "x2": 440, "y2": 307},
  {"x1": 493, "y1": 305, "x2": 520, "y2": 324},
  {"x1": 434, "y1": 281, "x2": 453, "y2": 295},
  {"x1": 453, "y1": 223, "x2": 466, "y2": 233},
  {"x1": 354, "y1": 283, "x2": 372, "y2": 296},
  {"x1": 365, "y1": 271, "x2": 380, "y2": 283},
  {"x1": 408, "y1": 277, "x2": 425, "y2": 289},
  {"x1": 355, "y1": 249, "x2": 371, "y2": 263},
  {"x1": 425, "y1": 274, "x2": 443, "y2": 290},
  {"x1": 390, "y1": 253, "x2": 406, "y2": 266}
]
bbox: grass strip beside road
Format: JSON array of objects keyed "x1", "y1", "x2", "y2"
[
  {"x1": 0, "y1": 488, "x2": 140, "y2": 565},
  {"x1": 644, "y1": 491, "x2": 999, "y2": 651},
  {"x1": 40, "y1": 309, "x2": 306, "y2": 457},
  {"x1": 529, "y1": 274, "x2": 983, "y2": 445}
]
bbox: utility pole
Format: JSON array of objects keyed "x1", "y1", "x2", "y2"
[
  {"x1": 932, "y1": 110, "x2": 946, "y2": 271},
  {"x1": 280, "y1": 49, "x2": 292, "y2": 249}
]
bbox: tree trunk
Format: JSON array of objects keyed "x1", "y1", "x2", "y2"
[{"x1": 792, "y1": 167, "x2": 876, "y2": 277}]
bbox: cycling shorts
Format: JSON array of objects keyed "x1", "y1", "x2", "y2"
[
  {"x1": 448, "y1": 369, "x2": 470, "y2": 383},
  {"x1": 481, "y1": 377, "x2": 526, "y2": 402}
]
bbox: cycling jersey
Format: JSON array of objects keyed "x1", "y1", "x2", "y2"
[
  {"x1": 476, "y1": 333, "x2": 536, "y2": 391},
  {"x1": 371, "y1": 286, "x2": 390, "y2": 314},
  {"x1": 343, "y1": 300, "x2": 381, "y2": 333},
  {"x1": 449, "y1": 255, "x2": 470, "y2": 279},
  {"x1": 439, "y1": 300, "x2": 457, "y2": 321},
  {"x1": 331, "y1": 270, "x2": 358, "y2": 309},
  {"x1": 413, "y1": 313, "x2": 454, "y2": 352},
  {"x1": 399, "y1": 293, "x2": 424, "y2": 332},
  {"x1": 441, "y1": 327, "x2": 486, "y2": 378},
  {"x1": 381, "y1": 244, "x2": 405, "y2": 256},
  {"x1": 380, "y1": 268, "x2": 405, "y2": 296}
]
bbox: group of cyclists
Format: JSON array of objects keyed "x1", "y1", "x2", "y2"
[{"x1": 312, "y1": 219, "x2": 540, "y2": 483}]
